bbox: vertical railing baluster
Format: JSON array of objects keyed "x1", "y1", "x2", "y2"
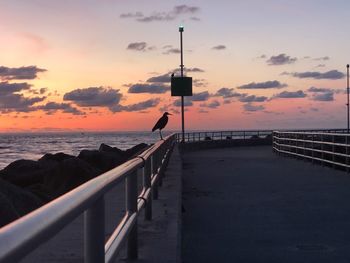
[
  {"x1": 321, "y1": 133, "x2": 324, "y2": 166},
  {"x1": 346, "y1": 135, "x2": 349, "y2": 173},
  {"x1": 143, "y1": 158, "x2": 152, "y2": 220},
  {"x1": 311, "y1": 134, "x2": 314, "y2": 163},
  {"x1": 152, "y1": 154, "x2": 158, "y2": 200},
  {"x1": 126, "y1": 170, "x2": 138, "y2": 259},
  {"x1": 84, "y1": 196, "x2": 105, "y2": 263},
  {"x1": 332, "y1": 134, "x2": 335, "y2": 168}
]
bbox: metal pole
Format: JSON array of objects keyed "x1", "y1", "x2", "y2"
[
  {"x1": 84, "y1": 197, "x2": 105, "y2": 263},
  {"x1": 180, "y1": 26, "x2": 185, "y2": 142},
  {"x1": 126, "y1": 171, "x2": 138, "y2": 259},
  {"x1": 347, "y1": 64, "x2": 349, "y2": 133}
]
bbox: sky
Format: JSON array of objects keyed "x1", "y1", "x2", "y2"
[{"x1": 0, "y1": 0, "x2": 349, "y2": 132}]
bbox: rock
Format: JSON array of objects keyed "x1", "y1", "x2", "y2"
[
  {"x1": 43, "y1": 157, "x2": 100, "y2": 199},
  {"x1": 125, "y1": 143, "x2": 149, "y2": 158},
  {"x1": 78, "y1": 150, "x2": 125, "y2": 173},
  {"x1": 0, "y1": 178, "x2": 44, "y2": 227},
  {"x1": 99, "y1": 143, "x2": 125, "y2": 156},
  {"x1": 0, "y1": 160, "x2": 51, "y2": 187},
  {"x1": 39, "y1": 152, "x2": 75, "y2": 163}
]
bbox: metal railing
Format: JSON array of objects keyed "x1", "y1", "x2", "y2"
[
  {"x1": 176, "y1": 130, "x2": 273, "y2": 142},
  {"x1": 0, "y1": 134, "x2": 176, "y2": 263},
  {"x1": 273, "y1": 131, "x2": 350, "y2": 170}
]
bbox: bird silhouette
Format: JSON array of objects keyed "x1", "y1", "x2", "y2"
[
  {"x1": 152, "y1": 112, "x2": 172, "y2": 140},
  {"x1": 171, "y1": 73, "x2": 174, "y2": 78}
]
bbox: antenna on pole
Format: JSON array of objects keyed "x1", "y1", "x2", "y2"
[
  {"x1": 347, "y1": 64, "x2": 349, "y2": 133},
  {"x1": 179, "y1": 25, "x2": 185, "y2": 142}
]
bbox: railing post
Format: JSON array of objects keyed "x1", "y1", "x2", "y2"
[
  {"x1": 346, "y1": 135, "x2": 350, "y2": 173},
  {"x1": 143, "y1": 158, "x2": 152, "y2": 220},
  {"x1": 321, "y1": 134, "x2": 325, "y2": 166},
  {"x1": 243, "y1": 131, "x2": 246, "y2": 140},
  {"x1": 332, "y1": 135, "x2": 335, "y2": 168},
  {"x1": 311, "y1": 134, "x2": 314, "y2": 163},
  {"x1": 126, "y1": 170, "x2": 138, "y2": 260},
  {"x1": 84, "y1": 196, "x2": 105, "y2": 263},
  {"x1": 152, "y1": 154, "x2": 158, "y2": 200}
]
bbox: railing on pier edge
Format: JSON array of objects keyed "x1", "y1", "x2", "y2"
[
  {"x1": 175, "y1": 130, "x2": 273, "y2": 142},
  {"x1": 0, "y1": 134, "x2": 176, "y2": 263},
  {"x1": 273, "y1": 130, "x2": 350, "y2": 171}
]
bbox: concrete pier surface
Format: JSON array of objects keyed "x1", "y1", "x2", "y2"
[{"x1": 182, "y1": 146, "x2": 350, "y2": 263}]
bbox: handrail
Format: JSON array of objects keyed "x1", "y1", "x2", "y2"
[
  {"x1": 176, "y1": 130, "x2": 273, "y2": 142},
  {"x1": 273, "y1": 130, "x2": 350, "y2": 170},
  {"x1": 0, "y1": 134, "x2": 176, "y2": 263}
]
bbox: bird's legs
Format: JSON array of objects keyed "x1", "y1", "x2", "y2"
[{"x1": 159, "y1": 129, "x2": 163, "y2": 140}]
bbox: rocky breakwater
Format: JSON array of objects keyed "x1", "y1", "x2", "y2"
[{"x1": 0, "y1": 142, "x2": 148, "y2": 227}]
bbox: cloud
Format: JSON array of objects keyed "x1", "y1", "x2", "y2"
[
  {"x1": 243, "y1": 103, "x2": 265, "y2": 112},
  {"x1": 127, "y1": 42, "x2": 148, "y2": 51},
  {"x1": 121, "y1": 5, "x2": 199, "y2": 23},
  {"x1": 0, "y1": 81, "x2": 31, "y2": 94},
  {"x1": 273, "y1": 90, "x2": 306, "y2": 98},
  {"x1": 173, "y1": 98, "x2": 193, "y2": 107},
  {"x1": 191, "y1": 91, "x2": 210, "y2": 101},
  {"x1": 37, "y1": 102, "x2": 84, "y2": 115},
  {"x1": 193, "y1": 79, "x2": 208, "y2": 87},
  {"x1": 173, "y1": 5, "x2": 199, "y2": 14},
  {"x1": 237, "y1": 80, "x2": 287, "y2": 89},
  {"x1": 147, "y1": 73, "x2": 171, "y2": 83},
  {"x1": 266, "y1": 54, "x2": 297, "y2": 65},
  {"x1": 312, "y1": 92, "x2": 334, "y2": 101},
  {"x1": 163, "y1": 48, "x2": 181, "y2": 55},
  {"x1": 186, "y1": 67, "x2": 205, "y2": 73},
  {"x1": 315, "y1": 64, "x2": 326, "y2": 68},
  {"x1": 0, "y1": 94, "x2": 45, "y2": 113},
  {"x1": 212, "y1": 45, "x2": 226, "y2": 50},
  {"x1": 0, "y1": 66, "x2": 46, "y2": 80},
  {"x1": 239, "y1": 94, "x2": 268, "y2": 102},
  {"x1": 199, "y1": 100, "x2": 220, "y2": 108},
  {"x1": 215, "y1": 87, "x2": 241, "y2": 98},
  {"x1": 190, "y1": 17, "x2": 200, "y2": 21},
  {"x1": 63, "y1": 87, "x2": 122, "y2": 107},
  {"x1": 120, "y1": 12, "x2": 143, "y2": 18},
  {"x1": 314, "y1": 56, "x2": 330, "y2": 61},
  {"x1": 307, "y1": 86, "x2": 332, "y2": 93},
  {"x1": 290, "y1": 70, "x2": 345, "y2": 80},
  {"x1": 128, "y1": 83, "x2": 169, "y2": 94},
  {"x1": 110, "y1": 98, "x2": 160, "y2": 112}
]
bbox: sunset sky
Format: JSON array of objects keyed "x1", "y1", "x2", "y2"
[{"x1": 0, "y1": 0, "x2": 349, "y2": 132}]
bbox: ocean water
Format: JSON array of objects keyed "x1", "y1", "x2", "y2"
[{"x1": 0, "y1": 131, "x2": 172, "y2": 170}]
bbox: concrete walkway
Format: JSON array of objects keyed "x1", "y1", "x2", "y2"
[{"x1": 182, "y1": 146, "x2": 350, "y2": 263}]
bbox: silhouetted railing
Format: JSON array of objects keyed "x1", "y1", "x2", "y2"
[
  {"x1": 176, "y1": 130, "x2": 273, "y2": 142},
  {"x1": 0, "y1": 134, "x2": 176, "y2": 263},
  {"x1": 273, "y1": 130, "x2": 350, "y2": 170}
]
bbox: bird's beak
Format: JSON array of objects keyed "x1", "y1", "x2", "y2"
[{"x1": 168, "y1": 113, "x2": 172, "y2": 115}]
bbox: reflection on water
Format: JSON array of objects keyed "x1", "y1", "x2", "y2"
[{"x1": 0, "y1": 131, "x2": 172, "y2": 169}]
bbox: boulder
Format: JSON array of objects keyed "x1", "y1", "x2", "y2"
[
  {"x1": 124, "y1": 143, "x2": 149, "y2": 158},
  {"x1": 99, "y1": 143, "x2": 125, "y2": 156},
  {"x1": 0, "y1": 160, "x2": 51, "y2": 187},
  {"x1": 0, "y1": 178, "x2": 44, "y2": 227},
  {"x1": 78, "y1": 150, "x2": 126, "y2": 173},
  {"x1": 39, "y1": 152, "x2": 75, "y2": 163},
  {"x1": 43, "y1": 157, "x2": 100, "y2": 199}
]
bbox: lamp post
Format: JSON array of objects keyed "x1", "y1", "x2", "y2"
[
  {"x1": 179, "y1": 25, "x2": 185, "y2": 141},
  {"x1": 347, "y1": 64, "x2": 349, "y2": 133}
]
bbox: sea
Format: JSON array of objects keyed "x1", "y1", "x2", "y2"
[{"x1": 0, "y1": 131, "x2": 173, "y2": 170}]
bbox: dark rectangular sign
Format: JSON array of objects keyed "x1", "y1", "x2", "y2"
[{"x1": 171, "y1": 77, "x2": 193, "y2": 96}]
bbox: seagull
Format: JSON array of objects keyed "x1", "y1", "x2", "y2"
[{"x1": 152, "y1": 112, "x2": 172, "y2": 140}]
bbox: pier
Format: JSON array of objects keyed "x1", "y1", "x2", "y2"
[{"x1": 1, "y1": 130, "x2": 350, "y2": 262}]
